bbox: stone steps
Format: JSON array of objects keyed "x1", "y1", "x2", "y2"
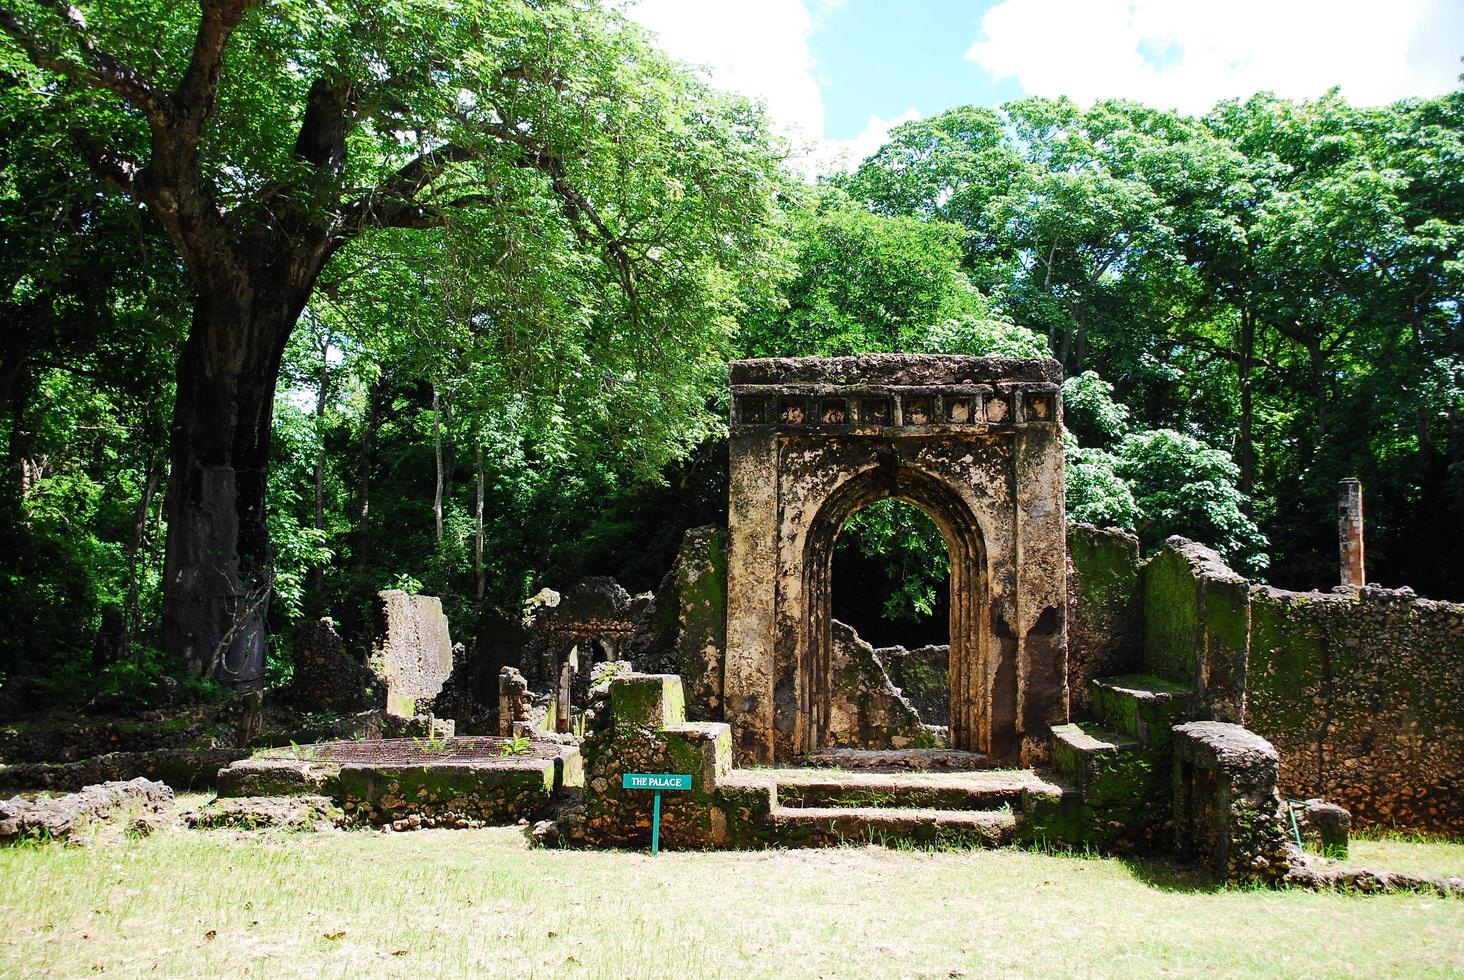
[
  {"x1": 803, "y1": 747, "x2": 998, "y2": 771},
  {"x1": 770, "y1": 803, "x2": 1018, "y2": 847},
  {"x1": 734, "y1": 766, "x2": 1060, "y2": 812},
  {"x1": 1090, "y1": 674, "x2": 1191, "y2": 746},
  {"x1": 722, "y1": 764, "x2": 1071, "y2": 847}
]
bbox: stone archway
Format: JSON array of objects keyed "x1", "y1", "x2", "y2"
[
  {"x1": 724, "y1": 354, "x2": 1069, "y2": 766},
  {"x1": 804, "y1": 466, "x2": 992, "y2": 758}
]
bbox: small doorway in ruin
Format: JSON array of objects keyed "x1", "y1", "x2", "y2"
[{"x1": 829, "y1": 499, "x2": 952, "y2": 747}]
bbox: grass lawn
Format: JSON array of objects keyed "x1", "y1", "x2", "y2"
[{"x1": 1, "y1": 799, "x2": 1460, "y2": 978}]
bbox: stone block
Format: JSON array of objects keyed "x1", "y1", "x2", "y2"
[
  {"x1": 1295, "y1": 798, "x2": 1350, "y2": 858},
  {"x1": 1172, "y1": 721, "x2": 1290, "y2": 883},
  {"x1": 611, "y1": 674, "x2": 686, "y2": 728},
  {"x1": 369, "y1": 590, "x2": 455, "y2": 718},
  {"x1": 1090, "y1": 674, "x2": 1191, "y2": 746}
]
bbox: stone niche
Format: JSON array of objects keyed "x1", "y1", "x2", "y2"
[{"x1": 725, "y1": 354, "x2": 1069, "y2": 765}]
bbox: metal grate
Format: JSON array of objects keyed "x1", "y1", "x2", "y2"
[{"x1": 289, "y1": 737, "x2": 560, "y2": 765}]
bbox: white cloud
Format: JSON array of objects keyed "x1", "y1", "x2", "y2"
[
  {"x1": 811, "y1": 107, "x2": 921, "y2": 174},
  {"x1": 629, "y1": 0, "x2": 913, "y2": 178},
  {"x1": 967, "y1": 0, "x2": 1463, "y2": 114}
]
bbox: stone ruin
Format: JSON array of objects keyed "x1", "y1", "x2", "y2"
[
  {"x1": 100, "y1": 353, "x2": 1460, "y2": 894},
  {"x1": 725, "y1": 355, "x2": 1067, "y2": 765}
]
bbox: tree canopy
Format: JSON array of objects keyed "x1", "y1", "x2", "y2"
[{"x1": 0, "y1": 3, "x2": 1459, "y2": 702}]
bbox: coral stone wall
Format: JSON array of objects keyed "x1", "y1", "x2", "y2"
[
  {"x1": 1140, "y1": 537, "x2": 1464, "y2": 836},
  {"x1": 1066, "y1": 524, "x2": 1142, "y2": 714},
  {"x1": 1247, "y1": 585, "x2": 1464, "y2": 836}
]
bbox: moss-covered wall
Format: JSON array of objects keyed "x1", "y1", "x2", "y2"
[
  {"x1": 1247, "y1": 585, "x2": 1464, "y2": 835},
  {"x1": 1066, "y1": 524, "x2": 1142, "y2": 714},
  {"x1": 1140, "y1": 537, "x2": 1249, "y2": 723},
  {"x1": 1134, "y1": 537, "x2": 1462, "y2": 836}
]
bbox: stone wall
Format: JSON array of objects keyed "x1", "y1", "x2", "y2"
[
  {"x1": 825, "y1": 622, "x2": 933, "y2": 749},
  {"x1": 1141, "y1": 537, "x2": 1250, "y2": 723},
  {"x1": 1247, "y1": 585, "x2": 1464, "y2": 835},
  {"x1": 1066, "y1": 524, "x2": 1142, "y2": 715},
  {"x1": 1141, "y1": 538, "x2": 1464, "y2": 836},
  {"x1": 878, "y1": 642, "x2": 949, "y2": 726}
]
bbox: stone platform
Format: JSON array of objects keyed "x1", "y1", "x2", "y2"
[{"x1": 214, "y1": 737, "x2": 582, "y2": 828}]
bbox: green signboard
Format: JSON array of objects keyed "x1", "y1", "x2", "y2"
[
  {"x1": 622, "y1": 773, "x2": 693, "y2": 791},
  {"x1": 621, "y1": 772, "x2": 692, "y2": 854}
]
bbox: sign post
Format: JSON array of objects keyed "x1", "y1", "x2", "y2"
[{"x1": 621, "y1": 773, "x2": 693, "y2": 855}]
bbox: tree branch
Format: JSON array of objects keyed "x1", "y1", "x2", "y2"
[
  {"x1": 0, "y1": 1, "x2": 171, "y2": 124},
  {"x1": 173, "y1": 0, "x2": 258, "y2": 134}
]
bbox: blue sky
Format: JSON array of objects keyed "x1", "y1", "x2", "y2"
[
  {"x1": 631, "y1": 0, "x2": 1464, "y2": 176},
  {"x1": 810, "y1": 2, "x2": 1024, "y2": 140}
]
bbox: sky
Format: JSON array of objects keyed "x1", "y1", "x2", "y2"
[{"x1": 629, "y1": 0, "x2": 1464, "y2": 176}]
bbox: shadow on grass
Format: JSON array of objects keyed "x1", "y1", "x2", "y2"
[{"x1": 1114, "y1": 854, "x2": 1226, "y2": 893}]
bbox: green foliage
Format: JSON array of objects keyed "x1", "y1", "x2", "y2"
[
  {"x1": 837, "y1": 501, "x2": 949, "y2": 624},
  {"x1": 1116, "y1": 430, "x2": 1269, "y2": 574},
  {"x1": 740, "y1": 189, "x2": 976, "y2": 357},
  {"x1": 499, "y1": 733, "x2": 532, "y2": 757}
]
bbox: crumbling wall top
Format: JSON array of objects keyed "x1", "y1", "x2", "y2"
[{"x1": 729, "y1": 354, "x2": 1061, "y2": 387}]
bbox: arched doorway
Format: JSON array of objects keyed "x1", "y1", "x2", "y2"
[
  {"x1": 723, "y1": 354, "x2": 1069, "y2": 766},
  {"x1": 802, "y1": 463, "x2": 995, "y2": 754}
]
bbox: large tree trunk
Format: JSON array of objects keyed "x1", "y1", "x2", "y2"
[{"x1": 161, "y1": 286, "x2": 301, "y2": 688}]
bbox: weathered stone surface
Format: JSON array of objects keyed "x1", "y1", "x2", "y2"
[
  {"x1": 369, "y1": 590, "x2": 455, "y2": 718},
  {"x1": 1172, "y1": 721, "x2": 1290, "y2": 883},
  {"x1": 185, "y1": 794, "x2": 344, "y2": 832},
  {"x1": 1142, "y1": 537, "x2": 1250, "y2": 722},
  {"x1": 290, "y1": 617, "x2": 383, "y2": 714},
  {"x1": 878, "y1": 642, "x2": 949, "y2": 726},
  {"x1": 1294, "y1": 799, "x2": 1350, "y2": 858},
  {"x1": 825, "y1": 621, "x2": 932, "y2": 750},
  {"x1": 1247, "y1": 583, "x2": 1464, "y2": 836},
  {"x1": 1, "y1": 778, "x2": 173, "y2": 841},
  {"x1": 729, "y1": 354, "x2": 1062, "y2": 387},
  {"x1": 1066, "y1": 524, "x2": 1142, "y2": 713},
  {"x1": 1284, "y1": 854, "x2": 1464, "y2": 896},
  {"x1": 725, "y1": 354, "x2": 1068, "y2": 765},
  {"x1": 218, "y1": 738, "x2": 579, "y2": 828},
  {"x1": 626, "y1": 526, "x2": 728, "y2": 721},
  {"x1": 0, "y1": 748, "x2": 245, "y2": 794}
]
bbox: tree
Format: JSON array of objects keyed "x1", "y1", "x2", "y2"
[{"x1": 0, "y1": 0, "x2": 783, "y2": 686}]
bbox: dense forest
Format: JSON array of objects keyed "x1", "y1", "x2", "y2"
[{"x1": 1, "y1": 0, "x2": 1460, "y2": 705}]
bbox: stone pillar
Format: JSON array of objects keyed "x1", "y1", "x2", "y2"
[
  {"x1": 724, "y1": 431, "x2": 780, "y2": 765},
  {"x1": 1338, "y1": 478, "x2": 1365, "y2": 588}
]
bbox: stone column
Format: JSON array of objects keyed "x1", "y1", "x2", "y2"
[
  {"x1": 724, "y1": 430, "x2": 779, "y2": 764},
  {"x1": 1338, "y1": 478, "x2": 1365, "y2": 588}
]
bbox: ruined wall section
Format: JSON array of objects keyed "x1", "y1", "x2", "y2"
[
  {"x1": 1066, "y1": 524, "x2": 1142, "y2": 715},
  {"x1": 1140, "y1": 538, "x2": 1464, "y2": 835},
  {"x1": 1247, "y1": 585, "x2": 1464, "y2": 835},
  {"x1": 826, "y1": 621, "x2": 933, "y2": 750},
  {"x1": 1141, "y1": 537, "x2": 1250, "y2": 723}
]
